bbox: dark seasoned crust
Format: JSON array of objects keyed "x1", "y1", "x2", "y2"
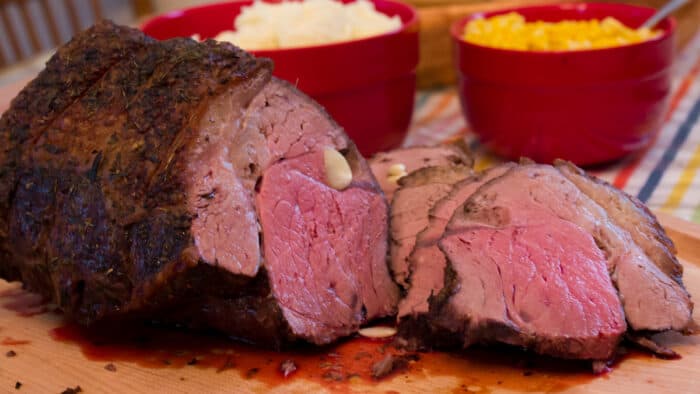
[
  {"x1": 133, "y1": 264, "x2": 295, "y2": 348},
  {"x1": 0, "y1": 21, "x2": 150, "y2": 269},
  {"x1": 397, "y1": 262, "x2": 463, "y2": 351},
  {"x1": 397, "y1": 165, "x2": 473, "y2": 188},
  {"x1": 1, "y1": 21, "x2": 275, "y2": 328}
]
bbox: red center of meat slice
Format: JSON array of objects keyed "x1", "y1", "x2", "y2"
[
  {"x1": 439, "y1": 220, "x2": 626, "y2": 360},
  {"x1": 257, "y1": 150, "x2": 394, "y2": 344}
]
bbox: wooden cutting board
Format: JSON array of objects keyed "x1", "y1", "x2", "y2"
[{"x1": 0, "y1": 212, "x2": 698, "y2": 394}]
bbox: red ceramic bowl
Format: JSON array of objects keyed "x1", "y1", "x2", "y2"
[
  {"x1": 451, "y1": 3, "x2": 676, "y2": 165},
  {"x1": 142, "y1": 0, "x2": 419, "y2": 156}
]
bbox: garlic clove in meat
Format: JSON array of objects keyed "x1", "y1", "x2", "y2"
[
  {"x1": 324, "y1": 148, "x2": 353, "y2": 190},
  {"x1": 386, "y1": 163, "x2": 407, "y2": 185}
]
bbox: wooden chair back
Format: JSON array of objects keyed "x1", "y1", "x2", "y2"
[{"x1": 0, "y1": 0, "x2": 154, "y2": 68}]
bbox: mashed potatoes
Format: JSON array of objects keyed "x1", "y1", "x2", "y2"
[
  {"x1": 212, "y1": 0, "x2": 402, "y2": 50},
  {"x1": 463, "y1": 12, "x2": 660, "y2": 51}
]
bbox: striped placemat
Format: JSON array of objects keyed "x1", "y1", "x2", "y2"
[{"x1": 405, "y1": 31, "x2": 700, "y2": 224}]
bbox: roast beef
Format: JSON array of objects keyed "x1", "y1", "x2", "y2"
[
  {"x1": 389, "y1": 165, "x2": 472, "y2": 287},
  {"x1": 448, "y1": 164, "x2": 692, "y2": 332},
  {"x1": 369, "y1": 145, "x2": 473, "y2": 201},
  {"x1": 0, "y1": 21, "x2": 399, "y2": 347},
  {"x1": 554, "y1": 160, "x2": 683, "y2": 285},
  {"x1": 398, "y1": 162, "x2": 692, "y2": 360},
  {"x1": 438, "y1": 220, "x2": 627, "y2": 360},
  {"x1": 397, "y1": 163, "x2": 514, "y2": 319}
]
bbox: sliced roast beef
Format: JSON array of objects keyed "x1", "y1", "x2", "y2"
[
  {"x1": 438, "y1": 220, "x2": 627, "y2": 360},
  {"x1": 397, "y1": 163, "x2": 514, "y2": 319},
  {"x1": 369, "y1": 145, "x2": 473, "y2": 200},
  {"x1": 398, "y1": 162, "x2": 692, "y2": 360},
  {"x1": 0, "y1": 21, "x2": 398, "y2": 346},
  {"x1": 554, "y1": 160, "x2": 683, "y2": 285},
  {"x1": 389, "y1": 165, "x2": 472, "y2": 287},
  {"x1": 257, "y1": 150, "x2": 394, "y2": 343},
  {"x1": 443, "y1": 164, "x2": 691, "y2": 333}
]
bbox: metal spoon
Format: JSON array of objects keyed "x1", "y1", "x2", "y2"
[{"x1": 640, "y1": 0, "x2": 689, "y2": 29}]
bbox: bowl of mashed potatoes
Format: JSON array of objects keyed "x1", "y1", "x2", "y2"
[
  {"x1": 142, "y1": 0, "x2": 419, "y2": 156},
  {"x1": 451, "y1": 2, "x2": 675, "y2": 165}
]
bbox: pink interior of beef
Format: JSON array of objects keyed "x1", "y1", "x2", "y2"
[
  {"x1": 399, "y1": 164, "x2": 514, "y2": 318},
  {"x1": 256, "y1": 149, "x2": 394, "y2": 343},
  {"x1": 186, "y1": 78, "x2": 354, "y2": 281},
  {"x1": 246, "y1": 80, "x2": 346, "y2": 165},
  {"x1": 448, "y1": 165, "x2": 692, "y2": 332},
  {"x1": 440, "y1": 220, "x2": 626, "y2": 360},
  {"x1": 188, "y1": 138, "x2": 261, "y2": 277},
  {"x1": 614, "y1": 251, "x2": 693, "y2": 330},
  {"x1": 398, "y1": 245, "x2": 446, "y2": 316},
  {"x1": 391, "y1": 183, "x2": 454, "y2": 286}
]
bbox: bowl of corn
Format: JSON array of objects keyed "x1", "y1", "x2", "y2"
[{"x1": 451, "y1": 2, "x2": 675, "y2": 165}]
